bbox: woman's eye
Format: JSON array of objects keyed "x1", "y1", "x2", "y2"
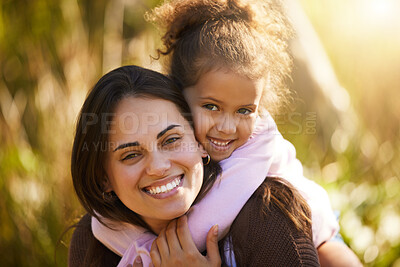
[
  {"x1": 122, "y1": 153, "x2": 140, "y2": 161},
  {"x1": 237, "y1": 108, "x2": 252, "y2": 115},
  {"x1": 164, "y1": 137, "x2": 180, "y2": 145},
  {"x1": 202, "y1": 104, "x2": 219, "y2": 111}
]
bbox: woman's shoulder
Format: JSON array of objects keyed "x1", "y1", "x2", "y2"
[
  {"x1": 68, "y1": 214, "x2": 121, "y2": 267},
  {"x1": 229, "y1": 178, "x2": 320, "y2": 266}
]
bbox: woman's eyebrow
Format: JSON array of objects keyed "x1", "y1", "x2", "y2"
[
  {"x1": 157, "y1": 124, "x2": 182, "y2": 139},
  {"x1": 113, "y1": 141, "x2": 140, "y2": 152},
  {"x1": 113, "y1": 125, "x2": 182, "y2": 152}
]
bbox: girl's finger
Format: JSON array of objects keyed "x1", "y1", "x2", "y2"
[
  {"x1": 175, "y1": 215, "x2": 198, "y2": 251},
  {"x1": 206, "y1": 224, "x2": 221, "y2": 266},
  {"x1": 165, "y1": 219, "x2": 183, "y2": 253},
  {"x1": 156, "y1": 228, "x2": 170, "y2": 262},
  {"x1": 150, "y1": 241, "x2": 161, "y2": 267}
]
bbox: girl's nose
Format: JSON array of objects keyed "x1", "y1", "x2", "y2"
[{"x1": 216, "y1": 113, "x2": 237, "y2": 135}]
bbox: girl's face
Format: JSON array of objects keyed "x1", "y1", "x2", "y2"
[
  {"x1": 104, "y1": 97, "x2": 205, "y2": 234},
  {"x1": 184, "y1": 68, "x2": 263, "y2": 162}
]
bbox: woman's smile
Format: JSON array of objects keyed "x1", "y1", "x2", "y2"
[{"x1": 143, "y1": 175, "x2": 184, "y2": 199}]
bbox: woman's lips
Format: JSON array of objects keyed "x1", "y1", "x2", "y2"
[
  {"x1": 143, "y1": 175, "x2": 183, "y2": 199},
  {"x1": 207, "y1": 137, "x2": 234, "y2": 151}
]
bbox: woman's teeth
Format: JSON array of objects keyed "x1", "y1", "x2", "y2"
[{"x1": 147, "y1": 177, "x2": 181, "y2": 195}]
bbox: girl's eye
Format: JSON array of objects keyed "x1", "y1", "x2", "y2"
[
  {"x1": 237, "y1": 108, "x2": 252, "y2": 115},
  {"x1": 202, "y1": 104, "x2": 219, "y2": 111},
  {"x1": 122, "y1": 153, "x2": 140, "y2": 161}
]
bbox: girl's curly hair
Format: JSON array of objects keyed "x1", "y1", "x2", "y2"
[{"x1": 146, "y1": 0, "x2": 294, "y2": 114}]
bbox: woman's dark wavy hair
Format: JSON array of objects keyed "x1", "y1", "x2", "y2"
[
  {"x1": 71, "y1": 65, "x2": 221, "y2": 231},
  {"x1": 220, "y1": 177, "x2": 313, "y2": 266}
]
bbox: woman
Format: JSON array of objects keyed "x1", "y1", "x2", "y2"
[
  {"x1": 69, "y1": 65, "x2": 319, "y2": 266},
  {"x1": 69, "y1": 65, "x2": 221, "y2": 266}
]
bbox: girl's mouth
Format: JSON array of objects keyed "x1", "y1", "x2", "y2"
[{"x1": 208, "y1": 137, "x2": 234, "y2": 151}]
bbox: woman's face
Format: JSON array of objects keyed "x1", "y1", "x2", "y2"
[{"x1": 104, "y1": 97, "x2": 205, "y2": 233}]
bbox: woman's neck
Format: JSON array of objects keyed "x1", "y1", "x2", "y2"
[{"x1": 144, "y1": 218, "x2": 170, "y2": 235}]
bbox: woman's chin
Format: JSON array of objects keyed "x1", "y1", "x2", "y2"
[{"x1": 162, "y1": 205, "x2": 191, "y2": 221}]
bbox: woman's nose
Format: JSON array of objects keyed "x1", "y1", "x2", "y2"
[
  {"x1": 216, "y1": 113, "x2": 237, "y2": 135},
  {"x1": 145, "y1": 150, "x2": 171, "y2": 177}
]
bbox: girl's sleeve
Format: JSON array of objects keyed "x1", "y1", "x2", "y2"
[
  {"x1": 91, "y1": 215, "x2": 156, "y2": 266},
  {"x1": 69, "y1": 214, "x2": 122, "y2": 267}
]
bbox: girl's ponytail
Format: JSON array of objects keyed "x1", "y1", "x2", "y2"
[
  {"x1": 147, "y1": 0, "x2": 293, "y2": 115},
  {"x1": 147, "y1": 0, "x2": 254, "y2": 55}
]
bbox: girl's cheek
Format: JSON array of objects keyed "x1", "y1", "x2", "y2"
[
  {"x1": 249, "y1": 117, "x2": 257, "y2": 133},
  {"x1": 240, "y1": 117, "x2": 256, "y2": 138},
  {"x1": 193, "y1": 112, "x2": 210, "y2": 134}
]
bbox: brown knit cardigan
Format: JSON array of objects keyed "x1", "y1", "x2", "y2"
[{"x1": 69, "y1": 181, "x2": 320, "y2": 267}]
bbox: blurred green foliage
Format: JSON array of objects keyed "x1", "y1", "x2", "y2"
[
  {"x1": 0, "y1": 0, "x2": 399, "y2": 266},
  {"x1": 287, "y1": 1, "x2": 400, "y2": 266}
]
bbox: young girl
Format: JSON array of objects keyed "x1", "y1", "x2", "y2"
[{"x1": 92, "y1": 0, "x2": 360, "y2": 266}]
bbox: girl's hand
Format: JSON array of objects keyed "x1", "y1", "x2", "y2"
[{"x1": 150, "y1": 215, "x2": 221, "y2": 267}]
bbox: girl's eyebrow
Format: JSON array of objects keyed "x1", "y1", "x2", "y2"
[
  {"x1": 200, "y1": 97, "x2": 256, "y2": 108},
  {"x1": 113, "y1": 124, "x2": 182, "y2": 152},
  {"x1": 240, "y1": 104, "x2": 257, "y2": 108},
  {"x1": 199, "y1": 97, "x2": 223, "y2": 104}
]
